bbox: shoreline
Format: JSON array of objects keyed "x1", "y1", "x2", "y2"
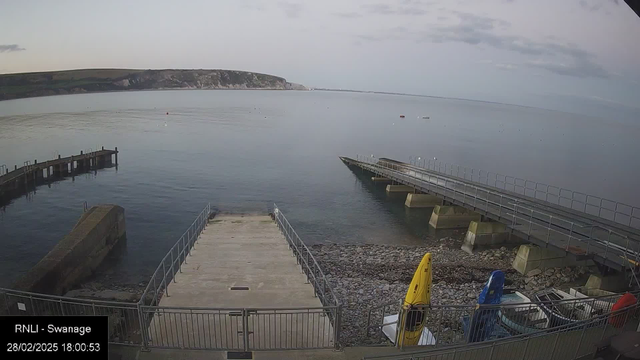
[
  {"x1": 0, "y1": 87, "x2": 309, "y2": 103},
  {"x1": 310, "y1": 241, "x2": 591, "y2": 346}
]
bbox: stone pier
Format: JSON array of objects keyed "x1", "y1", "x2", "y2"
[
  {"x1": 584, "y1": 273, "x2": 628, "y2": 292},
  {"x1": 512, "y1": 244, "x2": 591, "y2": 275},
  {"x1": 11, "y1": 204, "x2": 126, "y2": 295},
  {"x1": 461, "y1": 221, "x2": 519, "y2": 254},
  {"x1": 404, "y1": 193, "x2": 442, "y2": 208},
  {"x1": 385, "y1": 185, "x2": 414, "y2": 193},
  {"x1": 371, "y1": 177, "x2": 392, "y2": 183},
  {"x1": 428, "y1": 205, "x2": 481, "y2": 229}
]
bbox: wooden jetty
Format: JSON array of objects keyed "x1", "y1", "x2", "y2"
[{"x1": 0, "y1": 147, "x2": 118, "y2": 204}]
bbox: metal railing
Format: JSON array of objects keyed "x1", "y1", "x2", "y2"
[
  {"x1": 0, "y1": 288, "x2": 141, "y2": 345},
  {"x1": 139, "y1": 203, "x2": 211, "y2": 307},
  {"x1": 364, "y1": 290, "x2": 633, "y2": 349},
  {"x1": 408, "y1": 156, "x2": 640, "y2": 229},
  {"x1": 273, "y1": 204, "x2": 342, "y2": 348},
  {"x1": 352, "y1": 155, "x2": 640, "y2": 271},
  {"x1": 140, "y1": 305, "x2": 339, "y2": 350},
  {"x1": 273, "y1": 204, "x2": 340, "y2": 308},
  {"x1": 363, "y1": 300, "x2": 640, "y2": 360}
]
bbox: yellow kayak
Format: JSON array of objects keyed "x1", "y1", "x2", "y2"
[{"x1": 397, "y1": 252, "x2": 432, "y2": 347}]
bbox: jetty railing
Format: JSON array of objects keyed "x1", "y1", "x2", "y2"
[
  {"x1": 139, "y1": 304, "x2": 340, "y2": 350},
  {"x1": 273, "y1": 204, "x2": 342, "y2": 347},
  {"x1": 139, "y1": 203, "x2": 211, "y2": 307},
  {"x1": 363, "y1": 300, "x2": 640, "y2": 360},
  {"x1": 273, "y1": 204, "x2": 340, "y2": 308},
  {"x1": 407, "y1": 155, "x2": 640, "y2": 229}
]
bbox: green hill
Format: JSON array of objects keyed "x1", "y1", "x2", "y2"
[{"x1": 0, "y1": 68, "x2": 302, "y2": 101}]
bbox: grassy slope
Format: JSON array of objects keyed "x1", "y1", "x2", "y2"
[{"x1": 0, "y1": 69, "x2": 144, "y2": 95}]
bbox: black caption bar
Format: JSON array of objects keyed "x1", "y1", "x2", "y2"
[{"x1": 1, "y1": 316, "x2": 108, "y2": 359}]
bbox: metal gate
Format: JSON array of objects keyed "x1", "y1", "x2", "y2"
[{"x1": 141, "y1": 305, "x2": 339, "y2": 350}]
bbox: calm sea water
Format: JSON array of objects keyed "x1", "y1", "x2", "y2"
[{"x1": 1, "y1": 90, "x2": 638, "y2": 287}]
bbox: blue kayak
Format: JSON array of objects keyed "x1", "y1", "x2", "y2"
[{"x1": 465, "y1": 270, "x2": 505, "y2": 343}]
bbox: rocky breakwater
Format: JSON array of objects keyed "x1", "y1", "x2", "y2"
[{"x1": 311, "y1": 243, "x2": 592, "y2": 346}]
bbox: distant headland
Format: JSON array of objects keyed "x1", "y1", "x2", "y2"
[{"x1": 0, "y1": 68, "x2": 308, "y2": 101}]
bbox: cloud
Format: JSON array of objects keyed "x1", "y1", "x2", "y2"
[
  {"x1": 333, "y1": 11, "x2": 362, "y2": 18},
  {"x1": 238, "y1": 0, "x2": 267, "y2": 11},
  {"x1": 525, "y1": 59, "x2": 607, "y2": 78},
  {"x1": 279, "y1": 2, "x2": 303, "y2": 18},
  {"x1": 579, "y1": 0, "x2": 620, "y2": 12},
  {"x1": 400, "y1": 0, "x2": 434, "y2": 4},
  {"x1": 495, "y1": 62, "x2": 517, "y2": 70},
  {"x1": 0, "y1": 44, "x2": 25, "y2": 53},
  {"x1": 356, "y1": 34, "x2": 384, "y2": 42},
  {"x1": 361, "y1": 3, "x2": 428, "y2": 15},
  {"x1": 423, "y1": 12, "x2": 608, "y2": 78},
  {"x1": 355, "y1": 11, "x2": 608, "y2": 78},
  {"x1": 479, "y1": 59, "x2": 517, "y2": 70}
]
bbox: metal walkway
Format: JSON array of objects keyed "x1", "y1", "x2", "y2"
[{"x1": 341, "y1": 156, "x2": 640, "y2": 273}]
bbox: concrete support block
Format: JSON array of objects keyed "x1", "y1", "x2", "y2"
[
  {"x1": 385, "y1": 185, "x2": 414, "y2": 193},
  {"x1": 462, "y1": 221, "x2": 519, "y2": 254},
  {"x1": 371, "y1": 177, "x2": 392, "y2": 183},
  {"x1": 584, "y1": 274, "x2": 628, "y2": 292},
  {"x1": 405, "y1": 193, "x2": 442, "y2": 208},
  {"x1": 512, "y1": 244, "x2": 590, "y2": 275},
  {"x1": 428, "y1": 205, "x2": 481, "y2": 229},
  {"x1": 11, "y1": 204, "x2": 126, "y2": 295}
]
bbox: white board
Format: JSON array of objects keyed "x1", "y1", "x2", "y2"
[{"x1": 381, "y1": 314, "x2": 436, "y2": 346}]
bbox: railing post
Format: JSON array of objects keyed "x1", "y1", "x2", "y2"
[
  {"x1": 162, "y1": 262, "x2": 169, "y2": 297},
  {"x1": 586, "y1": 226, "x2": 594, "y2": 255},
  {"x1": 138, "y1": 302, "x2": 150, "y2": 351},
  {"x1": 528, "y1": 209, "x2": 533, "y2": 235},
  {"x1": 242, "y1": 309, "x2": 250, "y2": 351},
  {"x1": 183, "y1": 236, "x2": 188, "y2": 264},
  {"x1": 603, "y1": 230, "x2": 612, "y2": 262},
  {"x1": 550, "y1": 331, "x2": 561, "y2": 358},
  {"x1": 489, "y1": 341, "x2": 496, "y2": 360},
  {"x1": 600, "y1": 313, "x2": 609, "y2": 340},
  {"x1": 334, "y1": 305, "x2": 342, "y2": 350},
  {"x1": 178, "y1": 241, "x2": 183, "y2": 274},
  {"x1": 171, "y1": 250, "x2": 176, "y2": 282},
  {"x1": 153, "y1": 276, "x2": 158, "y2": 305},
  {"x1": 474, "y1": 187, "x2": 478, "y2": 207},
  {"x1": 520, "y1": 337, "x2": 531, "y2": 360},
  {"x1": 574, "y1": 321, "x2": 588, "y2": 359}
]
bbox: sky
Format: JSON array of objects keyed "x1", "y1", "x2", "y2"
[{"x1": 1, "y1": 0, "x2": 639, "y2": 118}]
